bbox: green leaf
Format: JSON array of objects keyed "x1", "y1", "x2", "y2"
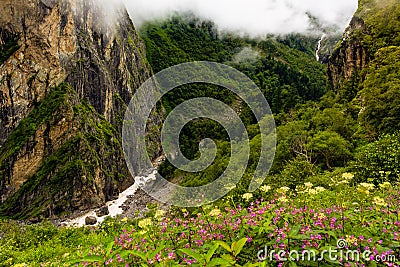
[
  {"x1": 179, "y1": 248, "x2": 204, "y2": 262},
  {"x1": 206, "y1": 243, "x2": 220, "y2": 262},
  {"x1": 220, "y1": 254, "x2": 235, "y2": 263},
  {"x1": 105, "y1": 241, "x2": 114, "y2": 257},
  {"x1": 130, "y1": 251, "x2": 148, "y2": 262},
  {"x1": 389, "y1": 241, "x2": 400, "y2": 248},
  {"x1": 243, "y1": 263, "x2": 264, "y2": 267},
  {"x1": 232, "y1": 238, "x2": 247, "y2": 256},
  {"x1": 215, "y1": 241, "x2": 232, "y2": 253},
  {"x1": 290, "y1": 234, "x2": 309, "y2": 240},
  {"x1": 288, "y1": 225, "x2": 301, "y2": 238},
  {"x1": 118, "y1": 250, "x2": 134, "y2": 259},
  {"x1": 109, "y1": 247, "x2": 123, "y2": 259}
]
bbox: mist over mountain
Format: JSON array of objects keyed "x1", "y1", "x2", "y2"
[{"x1": 122, "y1": 0, "x2": 358, "y2": 36}]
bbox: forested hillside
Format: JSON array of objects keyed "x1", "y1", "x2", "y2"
[{"x1": 139, "y1": 15, "x2": 370, "y2": 193}]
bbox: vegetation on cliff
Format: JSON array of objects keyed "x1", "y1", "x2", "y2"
[
  {"x1": 0, "y1": 0, "x2": 159, "y2": 219},
  {"x1": 0, "y1": 84, "x2": 130, "y2": 219},
  {"x1": 0, "y1": 29, "x2": 19, "y2": 65}
]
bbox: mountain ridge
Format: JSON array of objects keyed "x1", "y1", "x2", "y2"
[{"x1": 0, "y1": 0, "x2": 163, "y2": 219}]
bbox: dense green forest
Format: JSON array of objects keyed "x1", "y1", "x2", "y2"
[{"x1": 139, "y1": 14, "x2": 400, "y2": 195}]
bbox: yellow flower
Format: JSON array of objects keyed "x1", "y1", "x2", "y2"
[
  {"x1": 260, "y1": 185, "x2": 272, "y2": 193},
  {"x1": 209, "y1": 208, "x2": 221, "y2": 217},
  {"x1": 358, "y1": 183, "x2": 375, "y2": 195},
  {"x1": 373, "y1": 196, "x2": 387, "y2": 206},
  {"x1": 342, "y1": 173, "x2": 354, "y2": 180},
  {"x1": 278, "y1": 196, "x2": 288, "y2": 203},
  {"x1": 277, "y1": 186, "x2": 290, "y2": 194},
  {"x1": 121, "y1": 217, "x2": 128, "y2": 223},
  {"x1": 242, "y1": 193, "x2": 253, "y2": 201},
  {"x1": 379, "y1": 182, "x2": 391, "y2": 189},
  {"x1": 359, "y1": 183, "x2": 375, "y2": 190},
  {"x1": 295, "y1": 186, "x2": 305, "y2": 194},
  {"x1": 155, "y1": 210, "x2": 165, "y2": 219},
  {"x1": 357, "y1": 187, "x2": 370, "y2": 195},
  {"x1": 181, "y1": 208, "x2": 187, "y2": 213},
  {"x1": 345, "y1": 235, "x2": 358, "y2": 246},
  {"x1": 304, "y1": 182, "x2": 313, "y2": 188},
  {"x1": 308, "y1": 189, "x2": 318, "y2": 195},
  {"x1": 315, "y1": 186, "x2": 326, "y2": 192},
  {"x1": 138, "y1": 218, "x2": 152, "y2": 229}
]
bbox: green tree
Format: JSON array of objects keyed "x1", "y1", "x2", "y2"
[
  {"x1": 272, "y1": 120, "x2": 310, "y2": 173},
  {"x1": 311, "y1": 106, "x2": 356, "y2": 140},
  {"x1": 278, "y1": 156, "x2": 317, "y2": 189},
  {"x1": 307, "y1": 130, "x2": 352, "y2": 170}
]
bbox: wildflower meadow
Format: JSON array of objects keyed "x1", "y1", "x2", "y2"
[
  {"x1": 62, "y1": 173, "x2": 400, "y2": 266},
  {"x1": 1, "y1": 172, "x2": 400, "y2": 266}
]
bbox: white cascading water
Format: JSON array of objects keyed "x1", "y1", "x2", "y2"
[
  {"x1": 315, "y1": 33, "x2": 326, "y2": 61},
  {"x1": 63, "y1": 169, "x2": 158, "y2": 227}
]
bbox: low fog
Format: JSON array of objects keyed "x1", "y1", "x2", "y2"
[{"x1": 120, "y1": 0, "x2": 358, "y2": 36}]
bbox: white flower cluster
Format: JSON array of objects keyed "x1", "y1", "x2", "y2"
[
  {"x1": 329, "y1": 172, "x2": 354, "y2": 187},
  {"x1": 276, "y1": 186, "x2": 290, "y2": 194},
  {"x1": 379, "y1": 181, "x2": 391, "y2": 189},
  {"x1": 242, "y1": 193, "x2": 253, "y2": 201},
  {"x1": 372, "y1": 196, "x2": 387, "y2": 207},
  {"x1": 296, "y1": 182, "x2": 326, "y2": 195},
  {"x1": 357, "y1": 183, "x2": 375, "y2": 195}
]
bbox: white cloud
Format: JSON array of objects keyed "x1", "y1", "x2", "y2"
[{"x1": 121, "y1": 0, "x2": 358, "y2": 36}]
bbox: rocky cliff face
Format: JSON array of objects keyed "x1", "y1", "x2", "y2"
[
  {"x1": 327, "y1": 16, "x2": 369, "y2": 90},
  {"x1": 0, "y1": 0, "x2": 162, "y2": 219},
  {"x1": 0, "y1": 0, "x2": 153, "y2": 143},
  {"x1": 327, "y1": 0, "x2": 400, "y2": 136},
  {"x1": 327, "y1": 0, "x2": 400, "y2": 92}
]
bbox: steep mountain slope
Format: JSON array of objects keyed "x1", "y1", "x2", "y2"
[
  {"x1": 0, "y1": 0, "x2": 162, "y2": 218},
  {"x1": 328, "y1": 0, "x2": 400, "y2": 135},
  {"x1": 0, "y1": 84, "x2": 131, "y2": 218},
  {"x1": 141, "y1": 16, "x2": 327, "y2": 115},
  {"x1": 327, "y1": 0, "x2": 400, "y2": 92}
]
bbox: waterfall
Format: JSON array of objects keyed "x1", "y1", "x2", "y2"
[{"x1": 315, "y1": 34, "x2": 326, "y2": 62}]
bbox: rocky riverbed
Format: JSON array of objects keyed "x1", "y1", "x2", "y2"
[{"x1": 62, "y1": 157, "x2": 170, "y2": 227}]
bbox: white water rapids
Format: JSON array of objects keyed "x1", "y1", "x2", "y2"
[{"x1": 63, "y1": 170, "x2": 158, "y2": 227}]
